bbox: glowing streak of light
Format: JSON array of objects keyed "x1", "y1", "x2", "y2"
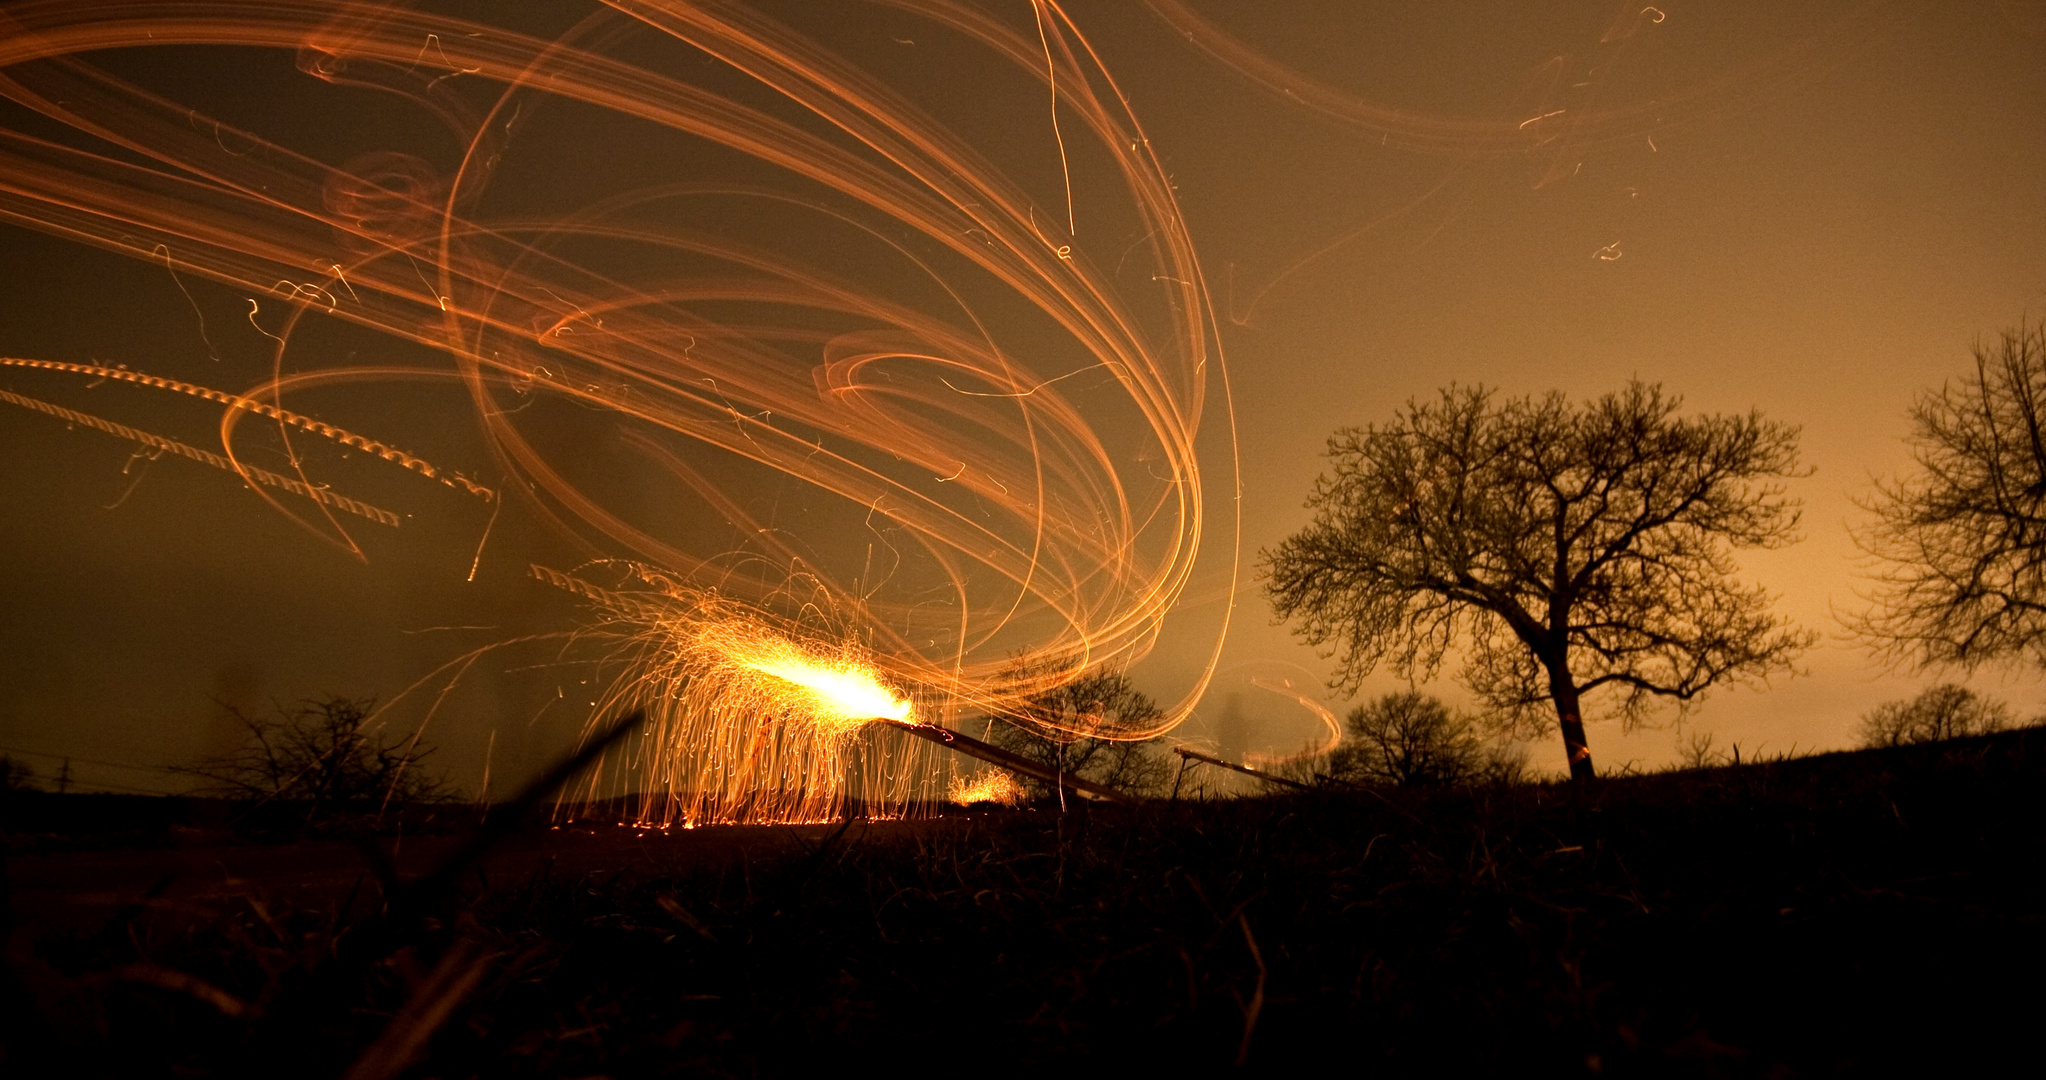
[
  {"x1": 0, "y1": 358, "x2": 493, "y2": 500},
  {"x1": 0, "y1": 385, "x2": 401, "y2": 526},
  {"x1": 1031, "y1": 0, "x2": 1076, "y2": 237},
  {"x1": 0, "y1": 1, "x2": 1243, "y2": 819},
  {"x1": 1242, "y1": 675, "x2": 1342, "y2": 769}
]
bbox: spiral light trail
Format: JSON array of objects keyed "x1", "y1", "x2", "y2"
[{"x1": 0, "y1": 1, "x2": 1239, "y2": 823}]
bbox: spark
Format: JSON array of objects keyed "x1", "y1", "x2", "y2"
[
  {"x1": 1032, "y1": 0, "x2": 1076, "y2": 237},
  {"x1": 410, "y1": 33, "x2": 479, "y2": 76},
  {"x1": 154, "y1": 245, "x2": 219, "y2": 361},
  {"x1": 245, "y1": 298, "x2": 285, "y2": 345},
  {"x1": 271, "y1": 279, "x2": 337, "y2": 311},
  {"x1": 466, "y1": 493, "x2": 502, "y2": 582},
  {"x1": 328, "y1": 264, "x2": 361, "y2": 303},
  {"x1": 539, "y1": 565, "x2": 937, "y2": 825},
  {"x1": 0, "y1": 386, "x2": 400, "y2": 528}
]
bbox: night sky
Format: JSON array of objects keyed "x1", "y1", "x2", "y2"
[{"x1": 2, "y1": 0, "x2": 2042, "y2": 794}]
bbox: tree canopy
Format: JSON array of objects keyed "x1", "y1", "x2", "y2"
[
  {"x1": 1265, "y1": 381, "x2": 1814, "y2": 780},
  {"x1": 1855, "y1": 320, "x2": 2046, "y2": 671}
]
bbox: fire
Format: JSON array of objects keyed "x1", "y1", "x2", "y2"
[
  {"x1": 725, "y1": 635, "x2": 914, "y2": 730},
  {"x1": 949, "y1": 769, "x2": 1025, "y2": 807}
]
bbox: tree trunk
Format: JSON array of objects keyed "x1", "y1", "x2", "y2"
[{"x1": 1549, "y1": 674, "x2": 1596, "y2": 782}]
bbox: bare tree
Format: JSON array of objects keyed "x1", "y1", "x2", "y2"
[
  {"x1": 1266, "y1": 381, "x2": 1815, "y2": 782},
  {"x1": 1857, "y1": 684, "x2": 2013, "y2": 748},
  {"x1": 1675, "y1": 729, "x2": 1727, "y2": 771},
  {"x1": 1854, "y1": 320, "x2": 2046, "y2": 671},
  {"x1": 1326, "y1": 691, "x2": 1482, "y2": 787},
  {"x1": 1322, "y1": 692, "x2": 1529, "y2": 788},
  {"x1": 178, "y1": 695, "x2": 446, "y2": 824},
  {"x1": 985, "y1": 666, "x2": 1173, "y2": 799}
]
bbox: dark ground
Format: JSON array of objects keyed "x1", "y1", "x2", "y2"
[{"x1": 4, "y1": 729, "x2": 2043, "y2": 1077}]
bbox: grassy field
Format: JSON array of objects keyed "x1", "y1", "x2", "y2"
[{"x1": 5, "y1": 729, "x2": 2043, "y2": 1076}]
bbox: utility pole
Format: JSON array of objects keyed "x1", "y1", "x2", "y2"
[{"x1": 57, "y1": 756, "x2": 72, "y2": 795}]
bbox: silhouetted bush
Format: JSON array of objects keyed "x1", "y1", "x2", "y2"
[
  {"x1": 1323, "y1": 691, "x2": 1528, "y2": 787},
  {"x1": 175, "y1": 695, "x2": 447, "y2": 830},
  {"x1": 1858, "y1": 683, "x2": 2013, "y2": 748}
]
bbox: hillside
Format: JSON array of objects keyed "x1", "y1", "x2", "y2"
[{"x1": 5, "y1": 729, "x2": 2043, "y2": 1075}]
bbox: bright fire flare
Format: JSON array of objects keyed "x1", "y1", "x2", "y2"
[{"x1": 728, "y1": 638, "x2": 913, "y2": 730}]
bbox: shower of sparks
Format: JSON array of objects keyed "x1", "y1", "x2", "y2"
[
  {"x1": 0, "y1": 1, "x2": 1244, "y2": 820},
  {"x1": 543, "y1": 563, "x2": 940, "y2": 825}
]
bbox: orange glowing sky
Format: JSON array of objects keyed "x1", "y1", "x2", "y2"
[
  {"x1": 1, "y1": 0, "x2": 2042, "y2": 790},
  {"x1": 1124, "y1": 0, "x2": 2046, "y2": 771}
]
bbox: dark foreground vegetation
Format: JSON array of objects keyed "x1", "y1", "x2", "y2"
[{"x1": 6, "y1": 729, "x2": 2046, "y2": 1077}]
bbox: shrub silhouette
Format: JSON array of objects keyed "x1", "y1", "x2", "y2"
[
  {"x1": 1857, "y1": 684, "x2": 2013, "y2": 748},
  {"x1": 177, "y1": 695, "x2": 446, "y2": 827},
  {"x1": 0, "y1": 754, "x2": 38, "y2": 795},
  {"x1": 1325, "y1": 690, "x2": 1527, "y2": 787}
]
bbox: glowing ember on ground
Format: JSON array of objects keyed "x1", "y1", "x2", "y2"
[{"x1": 949, "y1": 769, "x2": 1025, "y2": 807}]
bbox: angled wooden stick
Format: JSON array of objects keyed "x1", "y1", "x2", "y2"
[
  {"x1": 877, "y1": 718, "x2": 1135, "y2": 804},
  {"x1": 1172, "y1": 746, "x2": 1314, "y2": 791}
]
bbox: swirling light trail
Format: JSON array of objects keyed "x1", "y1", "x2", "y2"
[{"x1": 0, "y1": 0, "x2": 1238, "y2": 822}]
